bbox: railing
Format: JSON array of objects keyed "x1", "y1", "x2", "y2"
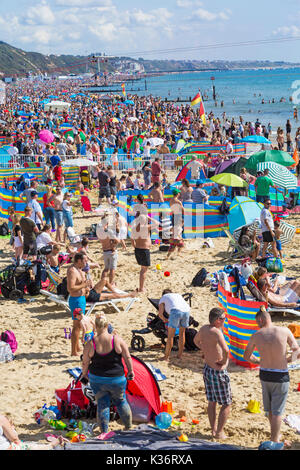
[{"x1": 0, "y1": 153, "x2": 183, "y2": 171}]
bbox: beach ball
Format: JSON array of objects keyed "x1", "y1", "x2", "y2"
[
  {"x1": 155, "y1": 412, "x2": 172, "y2": 430},
  {"x1": 156, "y1": 264, "x2": 162, "y2": 271},
  {"x1": 164, "y1": 271, "x2": 171, "y2": 277}
]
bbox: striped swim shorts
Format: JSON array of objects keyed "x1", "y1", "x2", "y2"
[{"x1": 203, "y1": 364, "x2": 232, "y2": 406}]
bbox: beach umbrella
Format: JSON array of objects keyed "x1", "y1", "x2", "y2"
[
  {"x1": 240, "y1": 135, "x2": 271, "y2": 145},
  {"x1": 215, "y1": 157, "x2": 240, "y2": 175},
  {"x1": 108, "y1": 117, "x2": 119, "y2": 123},
  {"x1": 127, "y1": 117, "x2": 138, "y2": 122},
  {"x1": 227, "y1": 196, "x2": 263, "y2": 234},
  {"x1": 39, "y1": 129, "x2": 55, "y2": 144},
  {"x1": 124, "y1": 100, "x2": 134, "y2": 106},
  {"x1": 257, "y1": 161, "x2": 298, "y2": 190},
  {"x1": 1, "y1": 145, "x2": 18, "y2": 156},
  {"x1": 63, "y1": 129, "x2": 86, "y2": 143},
  {"x1": 144, "y1": 137, "x2": 164, "y2": 147},
  {"x1": 245, "y1": 150, "x2": 295, "y2": 171},
  {"x1": 210, "y1": 173, "x2": 248, "y2": 188},
  {"x1": 126, "y1": 134, "x2": 144, "y2": 151},
  {"x1": 0, "y1": 147, "x2": 10, "y2": 157}
]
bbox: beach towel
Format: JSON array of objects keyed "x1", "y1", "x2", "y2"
[
  {"x1": 284, "y1": 415, "x2": 300, "y2": 434},
  {"x1": 145, "y1": 363, "x2": 167, "y2": 381}
]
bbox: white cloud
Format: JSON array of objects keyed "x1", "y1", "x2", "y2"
[
  {"x1": 176, "y1": 0, "x2": 202, "y2": 7},
  {"x1": 193, "y1": 7, "x2": 231, "y2": 21},
  {"x1": 272, "y1": 25, "x2": 300, "y2": 37},
  {"x1": 24, "y1": 1, "x2": 56, "y2": 26}
]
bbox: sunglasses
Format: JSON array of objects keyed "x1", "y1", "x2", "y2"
[{"x1": 218, "y1": 316, "x2": 226, "y2": 321}]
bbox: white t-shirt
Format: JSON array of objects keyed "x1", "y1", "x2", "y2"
[
  {"x1": 159, "y1": 294, "x2": 190, "y2": 314},
  {"x1": 62, "y1": 200, "x2": 72, "y2": 213},
  {"x1": 187, "y1": 160, "x2": 202, "y2": 179},
  {"x1": 0, "y1": 425, "x2": 10, "y2": 450},
  {"x1": 36, "y1": 232, "x2": 52, "y2": 250},
  {"x1": 260, "y1": 208, "x2": 274, "y2": 233}
]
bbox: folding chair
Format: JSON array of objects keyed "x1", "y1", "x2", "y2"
[{"x1": 224, "y1": 229, "x2": 249, "y2": 259}]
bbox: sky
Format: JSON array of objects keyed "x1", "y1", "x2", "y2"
[{"x1": 1, "y1": 0, "x2": 300, "y2": 61}]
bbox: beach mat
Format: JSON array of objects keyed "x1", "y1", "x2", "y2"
[{"x1": 56, "y1": 424, "x2": 240, "y2": 450}]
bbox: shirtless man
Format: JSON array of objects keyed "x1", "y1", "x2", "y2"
[
  {"x1": 67, "y1": 252, "x2": 91, "y2": 356},
  {"x1": 243, "y1": 307, "x2": 300, "y2": 446},
  {"x1": 194, "y1": 308, "x2": 232, "y2": 440},
  {"x1": 97, "y1": 215, "x2": 120, "y2": 286},
  {"x1": 130, "y1": 212, "x2": 159, "y2": 293},
  {"x1": 50, "y1": 186, "x2": 64, "y2": 243},
  {"x1": 148, "y1": 182, "x2": 164, "y2": 203}
]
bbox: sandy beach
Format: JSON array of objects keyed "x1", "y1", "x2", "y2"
[{"x1": 1, "y1": 184, "x2": 300, "y2": 451}]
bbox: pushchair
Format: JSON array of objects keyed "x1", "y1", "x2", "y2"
[
  {"x1": 131, "y1": 293, "x2": 199, "y2": 352},
  {"x1": 0, "y1": 259, "x2": 47, "y2": 300}
]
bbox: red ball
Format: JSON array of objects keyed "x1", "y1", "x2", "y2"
[{"x1": 164, "y1": 271, "x2": 170, "y2": 277}]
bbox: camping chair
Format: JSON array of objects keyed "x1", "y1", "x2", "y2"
[
  {"x1": 224, "y1": 229, "x2": 250, "y2": 259},
  {"x1": 66, "y1": 227, "x2": 83, "y2": 246}
]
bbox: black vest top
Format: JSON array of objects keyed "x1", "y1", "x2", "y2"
[{"x1": 89, "y1": 336, "x2": 124, "y2": 378}]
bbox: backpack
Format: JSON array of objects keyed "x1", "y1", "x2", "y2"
[
  {"x1": 0, "y1": 330, "x2": 18, "y2": 354},
  {"x1": 191, "y1": 268, "x2": 208, "y2": 287},
  {"x1": 219, "y1": 198, "x2": 230, "y2": 215},
  {"x1": 0, "y1": 222, "x2": 9, "y2": 236},
  {"x1": 57, "y1": 277, "x2": 69, "y2": 299}
]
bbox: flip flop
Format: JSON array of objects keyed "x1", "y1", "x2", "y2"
[
  {"x1": 96, "y1": 431, "x2": 115, "y2": 440},
  {"x1": 45, "y1": 433, "x2": 59, "y2": 442},
  {"x1": 258, "y1": 440, "x2": 284, "y2": 450}
]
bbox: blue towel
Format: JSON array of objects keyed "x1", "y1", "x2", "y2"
[
  {"x1": 67, "y1": 367, "x2": 82, "y2": 380},
  {"x1": 145, "y1": 363, "x2": 167, "y2": 381}
]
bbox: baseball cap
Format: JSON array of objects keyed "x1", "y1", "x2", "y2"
[{"x1": 172, "y1": 188, "x2": 180, "y2": 196}]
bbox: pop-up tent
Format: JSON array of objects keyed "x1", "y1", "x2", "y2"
[{"x1": 227, "y1": 196, "x2": 263, "y2": 234}]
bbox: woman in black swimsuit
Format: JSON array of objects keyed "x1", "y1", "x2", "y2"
[{"x1": 81, "y1": 314, "x2": 134, "y2": 434}]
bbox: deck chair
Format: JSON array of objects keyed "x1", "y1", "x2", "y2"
[
  {"x1": 81, "y1": 195, "x2": 93, "y2": 216},
  {"x1": 66, "y1": 227, "x2": 83, "y2": 245},
  {"x1": 40, "y1": 289, "x2": 139, "y2": 316},
  {"x1": 224, "y1": 229, "x2": 249, "y2": 259}
]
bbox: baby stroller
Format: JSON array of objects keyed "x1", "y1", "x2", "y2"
[
  {"x1": 131, "y1": 293, "x2": 199, "y2": 352},
  {"x1": 0, "y1": 259, "x2": 48, "y2": 301}
]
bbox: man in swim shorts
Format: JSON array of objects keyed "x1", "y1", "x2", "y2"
[
  {"x1": 244, "y1": 307, "x2": 300, "y2": 445},
  {"x1": 67, "y1": 252, "x2": 91, "y2": 356},
  {"x1": 193, "y1": 308, "x2": 232, "y2": 440}
]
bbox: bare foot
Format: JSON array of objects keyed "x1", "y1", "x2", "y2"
[
  {"x1": 283, "y1": 440, "x2": 292, "y2": 449},
  {"x1": 130, "y1": 290, "x2": 139, "y2": 298},
  {"x1": 215, "y1": 431, "x2": 228, "y2": 440}
]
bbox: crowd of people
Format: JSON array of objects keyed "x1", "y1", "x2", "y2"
[{"x1": 0, "y1": 77, "x2": 300, "y2": 451}]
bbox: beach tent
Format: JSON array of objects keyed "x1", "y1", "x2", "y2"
[
  {"x1": 215, "y1": 157, "x2": 249, "y2": 176},
  {"x1": 44, "y1": 101, "x2": 71, "y2": 112},
  {"x1": 227, "y1": 196, "x2": 263, "y2": 234},
  {"x1": 175, "y1": 160, "x2": 207, "y2": 181}
]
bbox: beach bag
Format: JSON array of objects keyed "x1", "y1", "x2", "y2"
[
  {"x1": 0, "y1": 330, "x2": 18, "y2": 354},
  {"x1": 55, "y1": 380, "x2": 89, "y2": 411},
  {"x1": 219, "y1": 199, "x2": 230, "y2": 215},
  {"x1": 57, "y1": 277, "x2": 69, "y2": 299},
  {"x1": 191, "y1": 268, "x2": 208, "y2": 287},
  {"x1": 0, "y1": 222, "x2": 9, "y2": 236},
  {"x1": 0, "y1": 341, "x2": 14, "y2": 363},
  {"x1": 265, "y1": 257, "x2": 283, "y2": 273}
]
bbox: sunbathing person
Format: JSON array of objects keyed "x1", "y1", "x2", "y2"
[
  {"x1": 238, "y1": 226, "x2": 260, "y2": 261},
  {"x1": 85, "y1": 269, "x2": 138, "y2": 304},
  {"x1": 257, "y1": 278, "x2": 300, "y2": 309}
]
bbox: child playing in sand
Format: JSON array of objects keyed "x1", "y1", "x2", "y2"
[
  {"x1": 274, "y1": 220, "x2": 283, "y2": 258},
  {"x1": 73, "y1": 308, "x2": 95, "y2": 346},
  {"x1": 167, "y1": 225, "x2": 184, "y2": 259}
]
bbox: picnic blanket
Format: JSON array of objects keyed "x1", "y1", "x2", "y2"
[{"x1": 56, "y1": 424, "x2": 240, "y2": 450}]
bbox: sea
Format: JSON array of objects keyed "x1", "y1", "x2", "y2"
[{"x1": 92, "y1": 67, "x2": 300, "y2": 136}]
